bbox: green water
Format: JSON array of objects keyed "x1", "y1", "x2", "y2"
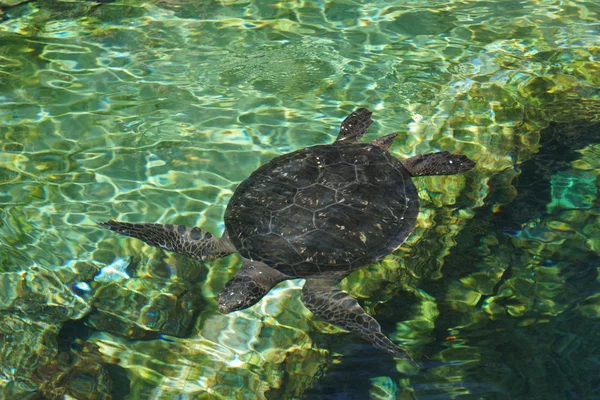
[{"x1": 1, "y1": 0, "x2": 599, "y2": 399}]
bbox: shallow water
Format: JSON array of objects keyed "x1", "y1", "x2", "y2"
[{"x1": 1, "y1": 0, "x2": 599, "y2": 399}]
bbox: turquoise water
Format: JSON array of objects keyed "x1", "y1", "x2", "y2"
[{"x1": 1, "y1": 0, "x2": 599, "y2": 398}]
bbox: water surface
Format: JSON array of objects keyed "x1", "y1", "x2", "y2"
[{"x1": 1, "y1": 0, "x2": 599, "y2": 399}]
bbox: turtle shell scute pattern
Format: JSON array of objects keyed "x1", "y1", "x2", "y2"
[{"x1": 225, "y1": 143, "x2": 419, "y2": 276}]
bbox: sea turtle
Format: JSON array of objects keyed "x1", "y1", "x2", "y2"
[{"x1": 98, "y1": 108, "x2": 475, "y2": 366}]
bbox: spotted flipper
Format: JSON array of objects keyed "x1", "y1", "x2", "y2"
[
  {"x1": 301, "y1": 274, "x2": 418, "y2": 367},
  {"x1": 402, "y1": 151, "x2": 475, "y2": 176},
  {"x1": 335, "y1": 108, "x2": 373, "y2": 143},
  {"x1": 217, "y1": 259, "x2": 289, "y2": 314},
  {"x1": 371, "y1": 132, "x2": 398, "y2": 150},
  {"x1": 97, "y1": 220, "x2": 235, "y2": 261}
]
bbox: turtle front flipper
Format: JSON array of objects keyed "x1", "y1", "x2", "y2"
[
  {"x1": 402, "y1": 151, "x2": 475, "y2": 176},
  {"x1": 217, "y1": 259, "x2": 289, "y2": 313},
  {"x1": 335, "y1": 108, "x2": 373, "y2": 143},
  {"x1": 301, "y1": 274, "x2": 418, "y2": 368},
  {"x1": 371, "y1": 132, "x2": 398, "y2": 150},
  {"x1": 97, "y1": 220, "x2": 235, "y2": 261}
]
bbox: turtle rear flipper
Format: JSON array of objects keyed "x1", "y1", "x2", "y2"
[
  {"x1": 335, "y1": 108, "x2": 373, "y2": 143},
  {"x1": 402, "y1": 151, "x2": 475, "y2": 176},
  {"x1": 97, "y1": 220, "x2": 235, "y2": 261},
  {"x1": 301, "y1": 273, "x2": 418, "y2": 368}
]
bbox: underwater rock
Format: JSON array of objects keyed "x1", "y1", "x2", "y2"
[
  {"x1": 496, "y1": 122, "x2": 600, "y2": 228},
  {"x1": 90, "y1": 279, "x2": 329, "y2": 400},
  {"x1": 0, "y1": 263, "x2": 114, "y2": 399},
  {"x1": 219, "y1": 44, "x2": 345, "y2": 97},
  {"x1": 33, "y1": 340, "x2": 114, "y2": 400},
  {"x1": 0, "y1": 257, "x2": 201, "y2": 396},
  {"x1": 439, "y1": 121, "x2": 600, "y2": 321},
  {"x1": 1, "y1": 0, "x2": 30, "y2": 7},
  {"x1": 0, "y1": 0, "x2": 115, "y2": 9},
  {"x1": 85, "y1": 255, "x2": 204, "y2": 340},
  {"x1": 405, "y1": 116, "x2": 600, "y2": 400},
  {"x1": 0, "y1": 263, "x2": 96, "y2": 322},
  {"x1": 0, "y1": 314, "x2": 59, "y2": 390},
  {"x1": 87, "y1": 277, "x2": 203, "y2": 340},
  {"x1": 0, "y1": 0, "x2": 116, "y2": 26}
]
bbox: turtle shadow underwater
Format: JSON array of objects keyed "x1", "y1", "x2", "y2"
[{"x1": 96, "y1": 108, "x2": 476, "y2": 368}]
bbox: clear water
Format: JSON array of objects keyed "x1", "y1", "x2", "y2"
[{"x1": 1, "y1": 0, "x2": 599, "y2": 399}]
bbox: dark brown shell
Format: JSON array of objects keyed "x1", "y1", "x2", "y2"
[{"x1": 224, "y1": 143, "x2": 419, "y2": 276}]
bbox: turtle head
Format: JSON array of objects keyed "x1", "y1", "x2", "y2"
[
  {"x1": 216, "y1": 280, "x2": 262, "y2": 314},
  {"x1": 216, "y1": 260, "x2": 288, "y2": 314}
]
